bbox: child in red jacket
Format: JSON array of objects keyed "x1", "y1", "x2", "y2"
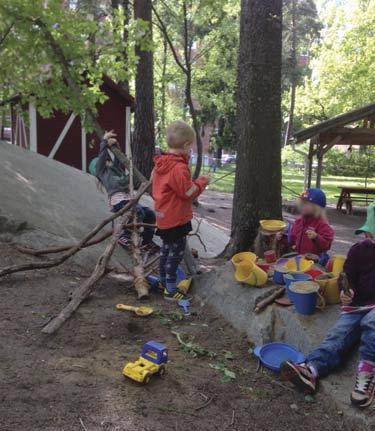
[
  {"x1": 278, "y1": 188, "x2": 333, "y2": 261},
  {"x1": 152, "y1": 120, "x2": 209, "y2": 300}
]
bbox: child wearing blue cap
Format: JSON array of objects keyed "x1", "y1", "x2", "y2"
[
  {"x1": 281, "y1": 202, "x2": 375, "y2": 409},
  {"x1": 277, "y1": 188, "x2": 334, "y2": 261}
]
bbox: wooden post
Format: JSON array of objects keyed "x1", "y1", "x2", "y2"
[
  {"x1": 307, "y1": 140, "x2": 314, "y2": 189},
  {"x1": 316, "y1": 142, "x2": 323, "y2": 189},
  {"x1": 28, "y1": 102, "x2": 37, "y2": 152},
  {"x1": 81, "y1": 126, "x2": 87, "y2": 172}
]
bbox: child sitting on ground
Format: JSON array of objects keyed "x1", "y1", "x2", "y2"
[
  {"x1": 277, "y1": 188, "x2": 333, "y2": 261},
  {"x1": 152, "y1": 120, "x2": 209, "y2": 301},
  {"x1": 89, "y1": 130, "x2": 156, "y2": 250},
  {"x1": 281, "y1": 202, "x2": 375, "y2": 409}
]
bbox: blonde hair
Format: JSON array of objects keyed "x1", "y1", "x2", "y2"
[{"x1": 166, "y1": 120, "x2": 196, "y2": 149}]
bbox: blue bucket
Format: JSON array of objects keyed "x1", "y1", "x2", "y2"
[
  {"x1": 283, "y1": 273, "x2": 312, "y2": 301},
  {"x1": 273, "y1": 266, "x2": 289, "y2": 285},
  {"x1": 290, "y1": 281, "x2": 322, "y2": 316}
]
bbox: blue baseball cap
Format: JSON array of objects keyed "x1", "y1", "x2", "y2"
[{"x1": 300, "y1": 188, "x2": 327, "y2": 208}]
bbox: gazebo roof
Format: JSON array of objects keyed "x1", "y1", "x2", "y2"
[{"x1": 293, "y1": 103, "x2": 375, "y2": 143}]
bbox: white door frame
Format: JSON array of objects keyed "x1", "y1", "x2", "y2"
[
  {"x1": 48, "y1": 113, "x2": 76, "y2": 159},
  {"x1": 28, "y1": 102, "x2": 37, "y2": 152}
]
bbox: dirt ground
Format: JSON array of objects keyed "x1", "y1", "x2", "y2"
[{"x1": 0, "y1": 241, "x2": 349, "y2": 431}]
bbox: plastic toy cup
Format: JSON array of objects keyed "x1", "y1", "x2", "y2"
[
  {"x1": 331, "y1": 255, "x2": 346, "y2": 275},
  {"x1": 235, "y1": 261, "x2": 268, "y2": 287},
  {"x1": 315, "y1": 273, "x2": 340, "y2": 304},
  {"x1": 273, "y1": 265, "x2": 289, "y2": 285},
  {"x1": 257, "y1": 262, "x2": 271, "y2": 273},
  {"x1": 231, "y1": 251, "x2": 257, "y2": 269},
  {"x1": 264, "y1": 250, "x2": 276, "y2": 263},
  {"x1": 290, "y1": 281, "x2": 325, "y2": 315},
  {"x1": 305, "y1": 268, "x2": 324, "y2": 280},
  {"x1": 283, "y1": 273, "x2": 312, "y2": 301}
]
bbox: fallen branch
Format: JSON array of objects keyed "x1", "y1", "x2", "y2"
[
  {"x1": 15, "y1": 223, "x2": 157, "y2": 257},
  {"x1": 0, "y1": 182, "x2": 150, "y2": 279},
  {"x1": 15, "y1": 230, "x2": 112, "y2": 256},
  {"x1": 253, "y1": 287, "x2": 285, "y2": 313},
  {"x1": 41, "y1": 214, "x2": 129, "y2": 335}
]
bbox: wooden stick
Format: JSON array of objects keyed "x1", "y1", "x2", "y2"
[
  {"x1": 15, "y1": 230, "x2": 112, "y2": 256},
  {"x1": 254, "y1": 287, "x2": 285, "y2": 313},
  {"x1": 14, "y1": 223, "x2": 156, "y2": 257},
  {"x1": 41, "y1": 214, "x2": 129, "y2": 335},
  {"x1": 0, "y1": 182, "x2": 150, "y2": 279}
]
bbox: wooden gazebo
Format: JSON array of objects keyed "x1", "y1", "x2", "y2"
[{"x1": 293, "y1": 103, "x2": 375, "y2": 189}]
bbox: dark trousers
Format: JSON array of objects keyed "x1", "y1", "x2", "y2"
[
  {"x1": 159, "y1": 236, "x2": 186, "y2": 292},
  {"x1": 112, "y1": 201, "x2": 155, "y2": 244}
]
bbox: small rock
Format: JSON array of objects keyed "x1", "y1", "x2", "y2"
[
  {"x1": 100, "y1": 334, "x2": 106, "y2": 339},
  {"x1": 337, "y1": 410, "x2": 343, "y2": 416},
  {"x1": 290, "y1": 403, "x2": 298, "y2": 411},
  {"x1": 304, "y1": 395, "x2": 315, "y2": 403}
]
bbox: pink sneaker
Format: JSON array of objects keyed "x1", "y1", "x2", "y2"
[
  {"x1": 351, "y1": 372, "x2": 375, "y2": 409},
  {"x1": 280, "y1": 361, "x2": 317, "y2": 394}
]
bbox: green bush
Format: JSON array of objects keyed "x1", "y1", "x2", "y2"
[{"x1": 282, "y1": 146, "x2": 375, "y2": 178}]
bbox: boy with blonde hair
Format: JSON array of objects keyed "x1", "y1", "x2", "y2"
[{"x1": 152, "y1": 120, "x2": 209, "y2": 300}]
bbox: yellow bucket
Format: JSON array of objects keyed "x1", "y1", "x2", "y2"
[
  {"x1": 231, "y1": 252, "x2": 257, "y2": 269},
  {"x1": 315, "y1": 273, "x2": 340, "y2": 304},
  {"x1": 284, "y1": 257, "x2": 314, "y2": 273},
  {"x1": 235, "y1": 261, "x2": 268, "y2": 287},
  {"x1": 331, "y1": 255, "x2": 346, "y2": 276}
]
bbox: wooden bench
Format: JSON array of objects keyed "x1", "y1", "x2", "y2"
[{"x1": 336, "y1": 187, "x2": 375, "y2": 214}]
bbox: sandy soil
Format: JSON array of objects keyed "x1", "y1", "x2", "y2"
[{"x1": 0, "y1": 241, "x2": 348, "y2": 431}]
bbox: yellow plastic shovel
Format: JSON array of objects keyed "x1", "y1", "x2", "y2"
[{"x1": 116, "y1": 304, "x2": 154, "y2": 316}]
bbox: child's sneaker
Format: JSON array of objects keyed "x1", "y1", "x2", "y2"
[
  {"x1": 163, "y1": 289, "x2": 191, "y2": 301},
  {"x1": 351, "y1": 372, "x2": 375, "y2": 409},
  {"x1": 280, "y1": 361, "x2": 317, "y2": 394}
]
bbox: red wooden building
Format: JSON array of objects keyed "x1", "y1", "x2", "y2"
[{"x1": 10, "y1": 76, "x2": 134, "y2": 172}]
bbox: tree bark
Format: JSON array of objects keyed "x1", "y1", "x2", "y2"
[
  {"x1": 283, "y1": 0, "x2": 297, "y2": 147},
  {"x1": 133, "y1": 0, "x2": 155, "y2": 179},
  {"x1": 227, "y1": 0, "x2": 283, "y2": 255}
]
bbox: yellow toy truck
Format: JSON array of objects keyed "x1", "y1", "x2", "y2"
[{"x1": 123, "y1": 341, "x2": 168, "y2": 384}]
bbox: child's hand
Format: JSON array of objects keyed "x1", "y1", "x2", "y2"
[
  {"x1": 200, "y1": 175, "x2": 211, "y2": 184},
  {"x1": 306, "y1": 229, "x2": 318, "y2": 240},
  {"x1": 107, "y1": 138, "x2": 118, "y2": 147},
  {"x1": 103, "y1": 130, "x2": 117, "y2": 141},
  {"x1": 340, "y1": 289, "x2": 354, "y2": 306}
]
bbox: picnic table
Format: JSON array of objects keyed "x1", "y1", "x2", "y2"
[{"x1": 336, "y1": 186, "x2": 375, "y2": 214}]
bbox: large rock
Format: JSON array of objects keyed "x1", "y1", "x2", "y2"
[{"x1": 0, "y1": 142, "x2": 229, "y2": 266}]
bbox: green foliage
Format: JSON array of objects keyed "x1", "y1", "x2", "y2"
[
  {"x1": 209, "y1": 362, "x2": 236, "y2": 383},
  {"x1": 296, "y1": 0, "x2": 375, "y2": 125},
  {"x1": 0, "y1": 0, "x2": 147, "y2": 131}
]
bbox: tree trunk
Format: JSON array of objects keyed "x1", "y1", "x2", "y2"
[
  {"x1": 227, "y1": 0, "x2": 283, "y2": 255},
  {"x1": 283, "y1": 0, "x2": 297, "y2": 147},
  {"x1": 133, "y1": 0, "x2": 155, "y2": 179},
  {"x1": 185, "y1": 74, "x2": 203, "y2": 179},
  {"x1": 159, "y1": 37, "x2": 168, "y2": 138}
]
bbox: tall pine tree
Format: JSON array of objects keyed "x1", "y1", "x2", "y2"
[{"x1": 226, "y1": 0, "x2": 283, "y2": 254}]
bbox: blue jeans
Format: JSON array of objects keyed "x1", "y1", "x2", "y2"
[
  {"x1": 307, "y1": 308, "x2": 375, "y2": 377},
  {"x1": 159, "y1": 237, "x2": 186, "y2": 293},
  {"x1": 112, "y1": 201, "x2": 155, "y2": 244}
]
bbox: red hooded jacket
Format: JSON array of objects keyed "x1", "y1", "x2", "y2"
[
  {"x1": 152, "y1": 154, "x2": 208, "y2": 230},
  {"x1": 290, "y1": 215, "x2": 334, "y2": 255}
]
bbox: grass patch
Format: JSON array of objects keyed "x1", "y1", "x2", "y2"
[{"x1": 202, "y1": 165, "x2": 375, "y2": 204}]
